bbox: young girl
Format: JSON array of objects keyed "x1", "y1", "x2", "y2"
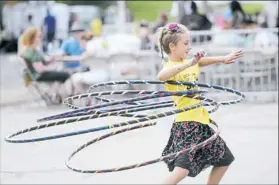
[{"x1": 157, "y1": 23, "x2": 243, "y2": 184}]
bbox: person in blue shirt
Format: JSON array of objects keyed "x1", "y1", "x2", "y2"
[
  {"x1": 60, "y1": 24, "x2": 90, "y2": 73},
  {"x1": 44, "y1": 9, "x2": 56, "y2": 45}
]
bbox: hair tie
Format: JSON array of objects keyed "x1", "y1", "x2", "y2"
[{"x1": 168, "y1": 23, "x2": 179, "y2": 32}]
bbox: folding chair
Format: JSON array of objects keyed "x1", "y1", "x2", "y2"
[{"x1": 21, "y1": 57, "x2": 55, "y2": 105}]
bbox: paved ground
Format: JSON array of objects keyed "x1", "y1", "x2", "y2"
[
  {"x1": 0, "y1": 54, "x2": 278, "y2": 184},
  {"x1": 0, "y1": 54, "x2": 37, "y2": 106},
  {"x1": 0, "y1": 103, "x2": 278, "y2": 184}
]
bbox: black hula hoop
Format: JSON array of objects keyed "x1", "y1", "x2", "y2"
[
  {"x1": 5, "y1": 80, "x2": 245, "y2": 175},
  {"x1": 5, "y1": 90, "x2": 218, "y2": 143},
  {"x1": 38, "y1": 80, "x2": 244, "y2": 122},
  {"x1": 65, "y1": 121, "x2": 220, "y2": 174}
]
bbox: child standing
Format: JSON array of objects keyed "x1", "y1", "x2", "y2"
[{"x1": 156, "y1": 23, "x2": 243, "y2": 184}]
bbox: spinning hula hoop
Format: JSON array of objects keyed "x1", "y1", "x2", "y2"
[
  {"x1": 65, "y1": 121, "x2": 219, "y2": 174},
  {"x1": 65, "y1": 80, "x2": 243, "y2": 174},
  {"x1": 86, "y1": 80, "x2": 245, "y2": 108},
  {"x1": 5, "y1": 80, "x2": 245, "y2": 174},
  {"x1": 63, "y1": 80, "x2": 244, "y2": 174},
  {"x1": 5, "y1": 90, "x2": 217, "y2": 143},
  {"x1": 37, "y1": 90, "x2": 198, "y2": 122},
  {"x1": 38, "y1": 80, "x2": 245, "y2": 122}
]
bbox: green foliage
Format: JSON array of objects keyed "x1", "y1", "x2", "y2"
[
  {"x1": 127, "y1": 1, "x2": 264, "y2": 22},
  {"x1": 126, "y1": 1, "x2": 172, "y2": 22},
  {"x1": 242, "y1": 3, "x2": 264, "y2": 15},
  {"x1": 56, "y1": 0, "x2": 113, "y2": 8}
]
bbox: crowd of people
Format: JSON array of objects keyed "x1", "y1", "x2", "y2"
[
  {"x1": 19, "y1": 27, "x2": 85, "y2": 104},
  {"x1": 17, "y1": 7, "x2": 134, "y2": 105},
  {"x1": 18, "y1": 11, "x2": 105, "y2": 104},
  {"x1": 138, "y1": 0, "x2": 279, "y2": 50},
  {"x1": 6, "y1": 0, "x2": 279, "y2": 104}
]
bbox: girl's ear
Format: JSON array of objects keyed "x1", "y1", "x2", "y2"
[{"x1": 169, "y1": 42, "x2": 175, "y2": 51}]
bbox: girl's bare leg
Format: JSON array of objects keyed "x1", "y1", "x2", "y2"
[
  {"x1": 162, "y1": 167, "x2": 189, "y2": 185},
  {"x1": 207, "y1": 166, "x2": 229, "y2": 185}
]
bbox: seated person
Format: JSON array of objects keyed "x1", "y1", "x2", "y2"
[
  {"x1": 60, "y1": 24, "x2": 90, "y2": 73},
  {"x1": 20, "y1": 27, "x2": 76, "y2": 102},
  {"x1": 66, "y1": 33, "x2": 109, "y2": 85}
]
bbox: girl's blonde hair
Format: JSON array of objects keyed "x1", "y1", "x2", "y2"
[
  {"x1": 156, "y1": 23, "x2": 188, "y2": 58},
  {"x1": 21, "y1": 27, "x2": 40, "y2": 47}
]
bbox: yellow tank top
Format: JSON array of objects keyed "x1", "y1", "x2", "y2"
[{"x1": 163, "y1": 60, "x2": 210, "y2": 124}]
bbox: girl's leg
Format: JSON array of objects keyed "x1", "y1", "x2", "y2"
[
  {"x1": 207, "y1": 141, "x2": 235, "y2": 185},
  {"x1": 207, "y1": 166, "x2": 229, "y2": 185},
  {"x1": 162, "y1": 167, "x2": 189, "y2": 185}
]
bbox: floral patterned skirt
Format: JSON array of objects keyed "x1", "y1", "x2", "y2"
[{"x1": 162, "y1": 121, "x2": 235, "y2": 177}]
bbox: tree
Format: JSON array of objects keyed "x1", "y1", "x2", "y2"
[{"x1": 56, "y1": 1, "x2": 114, "y2": 8}]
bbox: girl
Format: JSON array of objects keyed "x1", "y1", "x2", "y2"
[{"x1": 156, "y1": 23, "x2": 243, "y2": 184}]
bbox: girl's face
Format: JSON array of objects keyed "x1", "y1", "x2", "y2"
[
  {"x1": 33, "y1": 30, "x2": 42, "y2": 46},
  {"x1": 169, "y1": 32, "x2": 191, "y2": 60}
]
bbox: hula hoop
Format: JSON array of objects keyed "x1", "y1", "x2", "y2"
[
  {"x1": 4, "y1": 80, "x2": 245, "y2": 175},
  {"x1": 5, "y1": 90, "x2": 219, "y2": 143},
  {"x1": 87, "y1": 80, "x2": 245, "y2": 105},
  {"x1": 39, "y1": 97, "x2": 205, "y2": 121},
  {"x1": 38, "y1": 80, "x2": 244, "y2": 122},
  {"x1": 65, "y1": 121, "x2": 220, "y2": 173},
  {"x1": 37, "y1": 90, "x2": 199, "y2": 122}
]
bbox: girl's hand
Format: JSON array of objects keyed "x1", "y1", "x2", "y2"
[
  {"x1": 223, "y1": 50, "x2": 244, "y2": 64},
  {"x1": 190, "y1": 51, "x2": 206, "y2": 66}
]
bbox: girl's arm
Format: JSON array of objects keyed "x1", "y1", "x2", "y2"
[
  {"x1": 157, "y1": 61, "x2": 194, "y2": 81},
  {"x1": 198, "y1": 56, "x2": 225, "y2": 67},
  {"x1": 198, "y1": 50, "x2": 243, "y2": 67},
  {"x1": 157, "y1": 52, "x2": 205, "y2": 81}
]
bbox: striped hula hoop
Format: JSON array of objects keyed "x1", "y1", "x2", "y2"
[
  {"x1": 5, "y1": 90, "x2": 217, "y2": 143},
  {"x1": 65, "y1": 121, "x2": 220, "y2": 174},
  {"x1": 5, "y1": 80, "x2": 245, "y2": 175},
  {"x1": 38, "y1": 80, "x2": 244, "y2": 122}
]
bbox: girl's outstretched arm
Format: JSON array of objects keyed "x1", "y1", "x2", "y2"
[
  {"x1": 198, "y1": 50, "x2": 243, "y2": 67},
  {"x1": 157, "y1": 61, "x2": 195, "y2": 81},
  {"x1": 157, "y1": 52, "x2": 205, "y2": 81}
]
